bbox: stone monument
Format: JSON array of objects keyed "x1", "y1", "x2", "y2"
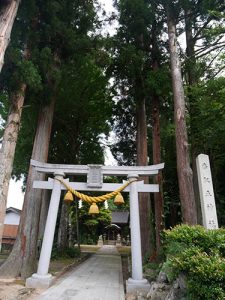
[{"x1": 196, "y1": 154, "x2": 218, "y2": 229}]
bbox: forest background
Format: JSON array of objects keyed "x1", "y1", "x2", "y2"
[{"x1": 0, "y1": 0, "x2": 225, "y2": 279}]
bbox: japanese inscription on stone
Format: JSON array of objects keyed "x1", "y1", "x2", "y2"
[
  {"x1": 196, "y1": 154, "x2": 218, "y2": 229},
  {"x1": 87, "y1": 165, "x2": 103, "y2": 187}
]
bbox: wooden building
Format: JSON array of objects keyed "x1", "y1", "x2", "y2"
[
  {"x1": 2, "y1": 207, "x2": 21, "y2": 248},
  {"x1": 104, "y1": 211, "x2": 130, "y2": 245}
]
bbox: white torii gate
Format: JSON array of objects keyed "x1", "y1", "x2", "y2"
[{"x1": 26, "y1": 160, "x2": 164, "y2": 292}]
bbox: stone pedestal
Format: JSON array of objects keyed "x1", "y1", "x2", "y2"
[
  {"x1": 116, "y1": 234, "x2": 122, "y2": 246},
  {"x1": 97, "y1": 235, "x2": 103, "y2": 246},
  {"x1": 26, "y1": 273, "x2": 55, "y2": 289},
  {"x1": 126, "y1": 278, "x2": 151, "y2": 293}
]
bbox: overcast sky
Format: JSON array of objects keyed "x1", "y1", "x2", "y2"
[
  {"x1": 98, "y1": 0, "x2": 115, "y2": 13},
  {"x1": 7, "y1": 179, "x2": 24, "y2": 209}
]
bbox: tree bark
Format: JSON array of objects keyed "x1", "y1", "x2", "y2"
[
  {"x1": 0, "y1": 84, "x2": 26, "y2": 251},
  {"x1": 57, "y1": 202, "x2": 69, "y2": 251},
  {"x1": 152, "y1": 92, "x2": 164, "y2": 255},
  {"x1": 184, "y1": 9, "x2": 202, "y2": 224},
  {"x1": 167, "y1": 7, "x2": 197, "y2": 224},
  {"x1": 136, "y1": 89, "x2": 153, "y2": 257},
  {"x1": 0, "y1": 0, "x2": 20, "y2": 73},
  {"x1": 151, "y1": 21, "x2": 164, "y2": 255},
  {"x1": 0, "y1": 97, "x2": 56, "y2": 278}
]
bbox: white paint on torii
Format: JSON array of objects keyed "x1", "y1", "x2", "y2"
[{"x1": 26, "y1": 160, "x2": 164, "y2": 292}]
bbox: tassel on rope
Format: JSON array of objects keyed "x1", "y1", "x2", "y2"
[
  {"x1": 89, "y1": 203, "x2": 99, "y2": 214},
  {"x1": 64, "y1": 191, "x2": 74, "y2": 204},
  {"x1": 114, "y1": 192, "x2": 124, "y2": 205}
]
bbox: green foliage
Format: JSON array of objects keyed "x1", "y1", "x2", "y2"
[
  {"x1": 70, "y1": 202, "x2": 111, "y2": 245},
  {"x1": 189, "y1": 77, "x2": 225, "y2": 225},
  {"x1": 0, "y1": 92, "x2": 9, "y2": 129},
  {"x1": 164, "y1": 224, "x2": 225, "y2": 255},
  {"x1": 17, "y1": 60, "x2": 42, "y2": 90},
  {"x1": 146, "y1": 67, "x2": 171, "y2": 97},
  {"x1": 1, "y1": 0, "x2": 113, "y2": 181},
  {"x1": 1, "y1": 0, "x2": 225, "y2": 239},
  {"x1": 110, "y1": 0, "x2": 167, "y2": 165},
  {"x1": 143, "y1": 260, "x2": 162, "y2": 282},
  {"x1": 49, "y1": 54, "x2": 112, "y2": 165},
  {"x1": 1, "y1": 47, "x2": 42, "y2": 92},
  {"x1": 162, "y1": 225, "x2": 225, "y2": 299}
]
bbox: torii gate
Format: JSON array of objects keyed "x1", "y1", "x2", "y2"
[{"x1": 26, "y1": 160, "x2": 164, "y2": 292}]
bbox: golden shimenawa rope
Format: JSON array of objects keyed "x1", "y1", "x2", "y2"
[{"x1": 56, "y1": 178, "x2": 137, "y2": 204}]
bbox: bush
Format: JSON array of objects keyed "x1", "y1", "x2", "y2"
[
  {"x1": 51, "y1": 246, "x2": 81, "y2": 259},
  {"x1": 64, "y1": 247, "x2": 81, "y2": 258},
  {"x1": 80, "y1": 234, "x2": 96, "y2": 245},
  {"x1": 162, "y1": 225, "x2": 225, "y2": 300},
  {"x1": 163, "y1": 225, "x2": 225, "y2": 256}
]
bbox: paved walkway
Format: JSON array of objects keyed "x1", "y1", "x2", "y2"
[{"x1": 36, "y1": 245, "x2": 125, "y2": 300}]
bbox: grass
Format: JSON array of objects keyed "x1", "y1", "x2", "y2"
[
  {"x1": 143, "y1": 261, "x2": 162, "y2": 282},
  {"x1": 13, "y1": 279, "x2": 25, "y2": 286},
  {"x1": 0, "y1": 253, "x2": 9, "y2": 259},
  {"x1": 49, "y1": 257, "x2": 78, "y2": 276},
  {"x1": 116, "y1": 246, "x2": 131, "y2": 255},
  {"x1": 49, "y1": 253, "x2": 89, "y2": 277},
  {"x1": 79, "y1": 245, "x2": 101, "y2": 253}
]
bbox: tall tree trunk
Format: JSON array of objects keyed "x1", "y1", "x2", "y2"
[
  {"x1": 166, "y1": 7, "x2": 197, "y2": 224},
  {"x1": 57, "y1": 202, "x2": 69, "y2": 251},
  {"x1": 151, "y1": 20, "x2": 164, "y2": 255},
  {"x1": 184, "y1": 9, "x2": 202, "y2": 224},
  {"x1": 0, "y1": 97, "x2": 55, "y2": 278},
  {"x1": 136, "y1": 89, "x2": 153, "y2": 257},
  {"x1": 0, "y1": 83, "x2": 26, "y2": 251},
  {"x1": 0, "y1": 0, "x2": 21, "y2": 73},
  {"x1": 152, "y1": 91, "x2": 164, "y2": 255}
]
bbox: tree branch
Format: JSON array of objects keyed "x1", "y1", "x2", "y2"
[
  {"x1": 195, "y1": 36, "x2": 224, "y2": 55},
  {"x1": 206, "y1": 48, "x2": 224, "y2": 70},
  {"x1": 196, "y1": 44, "x2": 225, "y2": 59},
  {"x1": 210, "y1": 65, "x2": 225, "y2": 79},
  {"x1": 193, "y1": 17, "x2": 213, "y2": 42}
]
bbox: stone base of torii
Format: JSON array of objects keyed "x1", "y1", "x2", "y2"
[{"x1": 26, "y1": 160, "x2": 164, "y2": 292}]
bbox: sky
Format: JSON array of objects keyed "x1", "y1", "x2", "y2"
[
  {"x1": 98, "y1": 0, "x2": 115, "y2": 13},
  {"x1": 7, "y1": 179, "x2": 24, "y2": 210}
]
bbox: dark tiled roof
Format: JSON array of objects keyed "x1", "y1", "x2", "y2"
[
  {"x1": 111, "y1": 211, "x2": 129, "y2": 224},
  {"x1": 6, "y1": 207, "x2": 21, "y2": 215}
]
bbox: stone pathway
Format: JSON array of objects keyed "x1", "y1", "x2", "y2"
[{"x1": 36, "y1": 245, "x2": 125, "y2": 300}]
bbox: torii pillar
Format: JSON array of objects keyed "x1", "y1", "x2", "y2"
[
  {"x1": 26, "y1": 172, "x2": 64, "y2": 288},
  {"x1": 126, "y1": 174, "x2": 150, "y2": 292}
]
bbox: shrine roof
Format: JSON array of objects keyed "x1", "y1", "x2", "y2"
[
  {"x1": 6, "y1": 207, "x2": 21, "y2": 215},
  {"x1": 111, "y1": 211, "x2": 129, "y2": 224}
]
